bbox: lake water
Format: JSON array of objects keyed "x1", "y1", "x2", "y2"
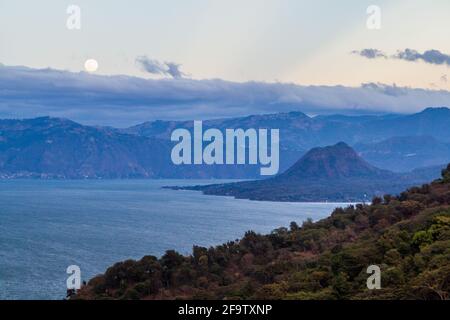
[{"x1": 0, "y1": 179, "x2": 350, "y2": 300}]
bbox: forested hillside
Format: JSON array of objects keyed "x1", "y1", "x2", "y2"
[{"x1": 76, "y1": 165, "x2": 450, "y2": 300}]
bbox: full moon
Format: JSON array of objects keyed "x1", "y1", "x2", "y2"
[{"x1": 84, "y1": 59, "x2": 99, "y2": 72}]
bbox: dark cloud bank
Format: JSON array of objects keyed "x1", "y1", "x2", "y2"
[{"x1": 1, "y1": 64, "x2": 449, "y2": 127}]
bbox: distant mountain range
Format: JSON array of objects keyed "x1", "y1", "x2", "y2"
[
  {"x1": 0, "y1": 107, "x2": 449, "y2": 179},
  {"x1": 126, "y1": 107, "x2": 450, "y2": 148},
  {"x1": 171, "y1": 143, "x2": 442, "y2": 202},
  {"x1": 0, "y1": 117, "x2": 170, "y2": 179},
  {"x1": 125, "y1": 107, "x2": 450, "y2": 175},
  {"x1": 354, "y1": 136, "x2": 450, "y2": 172},
  {"x1": 0, "y1": 117, "x2": 267, "y2": 179}
]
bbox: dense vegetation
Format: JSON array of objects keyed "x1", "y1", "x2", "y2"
[{"x1": 76, "y1": 164, "x2": 450, "y2": 300}]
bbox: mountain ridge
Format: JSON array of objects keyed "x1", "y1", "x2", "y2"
[
  {"x1": 354, "y1": 136, "x2": 450, "y2": 172},
  {"x1": 0, "y1": 107, "x2": 450, "y2": 179},
  {"x1": 123, "y1": 106, "x2": 450, "y2": 174},
  {"x1": 282, "y1": 142, "x2": 391, "y2": 180},
  {"x1": 175, "y1": 142, "x2": 436, "y2": 202}
]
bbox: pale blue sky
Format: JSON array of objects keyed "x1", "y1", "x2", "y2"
[
  {"x1": 1, "y1": 0, "x2": 450, "y2": 126},
  {"x1": 1, "y1": 0, "x2": 450, "y2": 88}
]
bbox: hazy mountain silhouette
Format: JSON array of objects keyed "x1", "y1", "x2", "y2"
[
  {"x1": 1, "y1": 107, "x2": 450, "y2": 179},
  {"x1": 126, "y1": 107, "x2": 450, "y2": 173},
  {"x1": 174, "y1": 143, "x2": 436, "y2": 202},
  {"x1": 354, "y1": 136, "x2": 450, "y2": 172},
  {"x1": 0, "y1": 117, "x2": 171, "y2": 178},
  {"x1": 0, "y1": 117, "x2": 266, "y2": 179},
  {"x1": 282, "y1": 142, "x2": 392, "y2": 180}
]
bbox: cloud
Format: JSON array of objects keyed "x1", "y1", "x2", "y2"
[
  {"x1": 394, "y1": 49, "x2": 450, "y2": 66},
  {"x1": 136, "y1": 56, "x2": 186, "y2": 78},
  {"x1": 354, "y1": 48, "x2": 450, "y2": 67},
  {"x1": 352, "y1": 49, "x2": 387, "y2": 59},
  {"x1": 0, "y1": 64, "x2": 450, "y2": 127},
  {"x1": 361, "y1": 82, "x2": 408, "y2": 97}
]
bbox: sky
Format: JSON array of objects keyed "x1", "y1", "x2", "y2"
[{"x1": 1, "y1": 0, "x2": 450, "y2": 126}]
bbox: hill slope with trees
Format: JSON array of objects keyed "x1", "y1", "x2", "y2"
[{"x1": 76, "y1": 165, "x2": 450, "y2": 300}]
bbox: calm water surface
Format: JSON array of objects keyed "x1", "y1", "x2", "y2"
[{"x1": 0, "y1": 179, "x2": 351, "y2": 299}]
